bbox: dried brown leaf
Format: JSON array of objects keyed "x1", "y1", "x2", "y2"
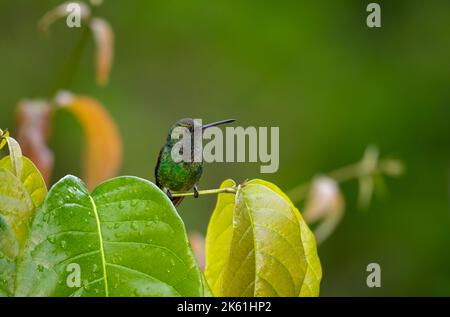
[{"x1": 16, "y1": 100, "x2": 54, "y2": 185}]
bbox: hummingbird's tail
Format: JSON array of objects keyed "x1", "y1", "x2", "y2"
[{"x1": 171, "y1": 196, "x2": 184, "y2": 207}]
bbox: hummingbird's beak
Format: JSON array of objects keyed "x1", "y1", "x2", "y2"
[{"x1": 202, "y1": 119, "x2": 236, "y2": 131}]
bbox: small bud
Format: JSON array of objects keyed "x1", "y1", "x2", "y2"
[
  {"x1": 380, "y1": 159, "x2": 405, "y2": 177},
  {"x1": 303, "y1": 176, "x2": 344, "y2": 244}
]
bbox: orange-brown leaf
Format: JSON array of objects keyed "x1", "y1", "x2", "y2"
[{"x1": 56, "y1": 92, "x2": 122, "y2": 190}]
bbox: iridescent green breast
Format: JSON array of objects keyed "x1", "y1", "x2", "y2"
[{"x1": 156, "y1": 146, "x2": 203, "y2": 192}]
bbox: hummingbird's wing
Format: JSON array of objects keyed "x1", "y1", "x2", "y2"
[
  {"x1": 155, "y1": 146, "x2": 185, "y2": 207},
  {"x1": 154, "y1": 146, "x2": 164, "y2": 188}
]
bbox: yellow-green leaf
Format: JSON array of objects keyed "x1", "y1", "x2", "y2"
[
  {"x1": 5, "y1": 136, "x2": 23, "y2": 178},
  {"x1": 204, "y1": 179, "x2": 236, "y2": 296},
  {"x1": 0, "y1": 128, "x2": 9, "y2": 150},
  {"x1": 0, "y1": 156, "x2": 47, "y2": 245},
  {"x1": 247, "y1": 179, "x2": 322, "y2": 297},
  {"x1": 205, "y1": 179, "x2": 322, "y2": 297}
]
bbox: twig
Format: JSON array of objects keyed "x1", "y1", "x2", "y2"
[
  {"x1": 48, "y1": 5, "x2": 99, "y2": 96},
  {"x1": 287, "y1": 158, "x2": 400, "y2": 204},
  {"x1": 171, "y1": 187, "x2": 237, "y2": 198}
]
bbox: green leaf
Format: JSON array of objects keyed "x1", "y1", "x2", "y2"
[
  {"x1": 201, "y1": 272, "x2": 213, "y2": 297},
  {"x1": 14, "y1": 175, "x2": 203, "y2": 297},
  {"x1": 205, "y1": 179, "x2": 322, "y2": 297},
  {"x1": 0, "y1": 156, "x2": 47, "y2": 246},
  {"x1": 0, "y1": 218, "x2": 19, "y2": 296}
]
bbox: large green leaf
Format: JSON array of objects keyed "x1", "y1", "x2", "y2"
[
  {"x1": 205, "y1": 179, "x2": 322, "y2": 297},
  {"x1": 14, "y1": 175, "x2": 203, "y2": 297},
  {"x1": 0, "y1": 217, "x2": 19, "y2": 296},
  {"x1": 0, "y1": 156, "x2": 47, "y2": 246},
  {"x1": 0, "y1": 145, "x2": 47, "y2": 297}
]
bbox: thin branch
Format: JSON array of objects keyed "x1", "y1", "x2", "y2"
[
  {"x1": 287, "y1": 158, "x2": 399, "y2": 204},
  {"x1": 49, "y1": 26, "x2": 90, "y2": 96},
  {"x1": 48, "y1": 5, "x2": 99, "y2": 96},
  {"x1": 171, "y1": 187, "x2": 237, "y2": 198}
]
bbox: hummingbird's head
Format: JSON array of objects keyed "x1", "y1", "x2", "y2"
[{"x1": 167, "y1": 118, "x2": 236, "y2": 141}]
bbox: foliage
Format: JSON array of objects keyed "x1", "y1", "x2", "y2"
[
  {"x1": 205, "y1": 179, "x2": 321, "y2": 297},
  {"x1": 14, "y1": 175, "x2": 203, "y2": 297},
  {"x1": 0, "y1": 133, "x2": 48, "y2": 296},
  {"x1": 0, "y1": 135, "x2": 320, "y2": 297}
]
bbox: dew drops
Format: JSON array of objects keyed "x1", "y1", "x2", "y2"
[
  {"x1": 92, "y1": 264, "x2": 99, "y2": 273},
  {"x1": 37, "y1": 264, "x2": 44, "y2": 272},
  {"x1": 60, "y1": 240, "x2": 67, "y2": 249}
]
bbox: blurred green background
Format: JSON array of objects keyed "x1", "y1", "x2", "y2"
[{"x1": 0, "y1": 0, "x2": 449, "y2": 296}]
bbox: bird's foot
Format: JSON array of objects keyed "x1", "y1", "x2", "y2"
[
  {"x1": 193, "y1": 185, "x2": 199, "y2": 198},
  {"x1": 165, "y1": 189, "x2": 173, "y2": 200}
]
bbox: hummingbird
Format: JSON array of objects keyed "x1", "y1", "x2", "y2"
[{"x1": 155, "y1": 118, "x2": 236, "y2": 206}]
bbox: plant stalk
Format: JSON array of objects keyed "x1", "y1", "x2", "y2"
[
  {"x1": 171, "y1": 187, "x2": 237, "y2": 198},
  {"x1": 287, "y1": 159, "x2": 392, "y2": 204}
]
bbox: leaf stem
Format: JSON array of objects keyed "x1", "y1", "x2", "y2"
[
  {"x1": 48, "y1": 4, "x2": 100, "y2": 96},
  {"x1": 171, "y1": 187, "x2": 237, "y2": 198},
  {"x1": 287, "y1": 158, "x2": 399, "y2": 204},
  {"x1": 49, "y1": 26, "x2": 90, "y2": 96}
]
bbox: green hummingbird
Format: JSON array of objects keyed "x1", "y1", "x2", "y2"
[{"x1": 155, "y1": 118, "x2": 235, "y2": 206}]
